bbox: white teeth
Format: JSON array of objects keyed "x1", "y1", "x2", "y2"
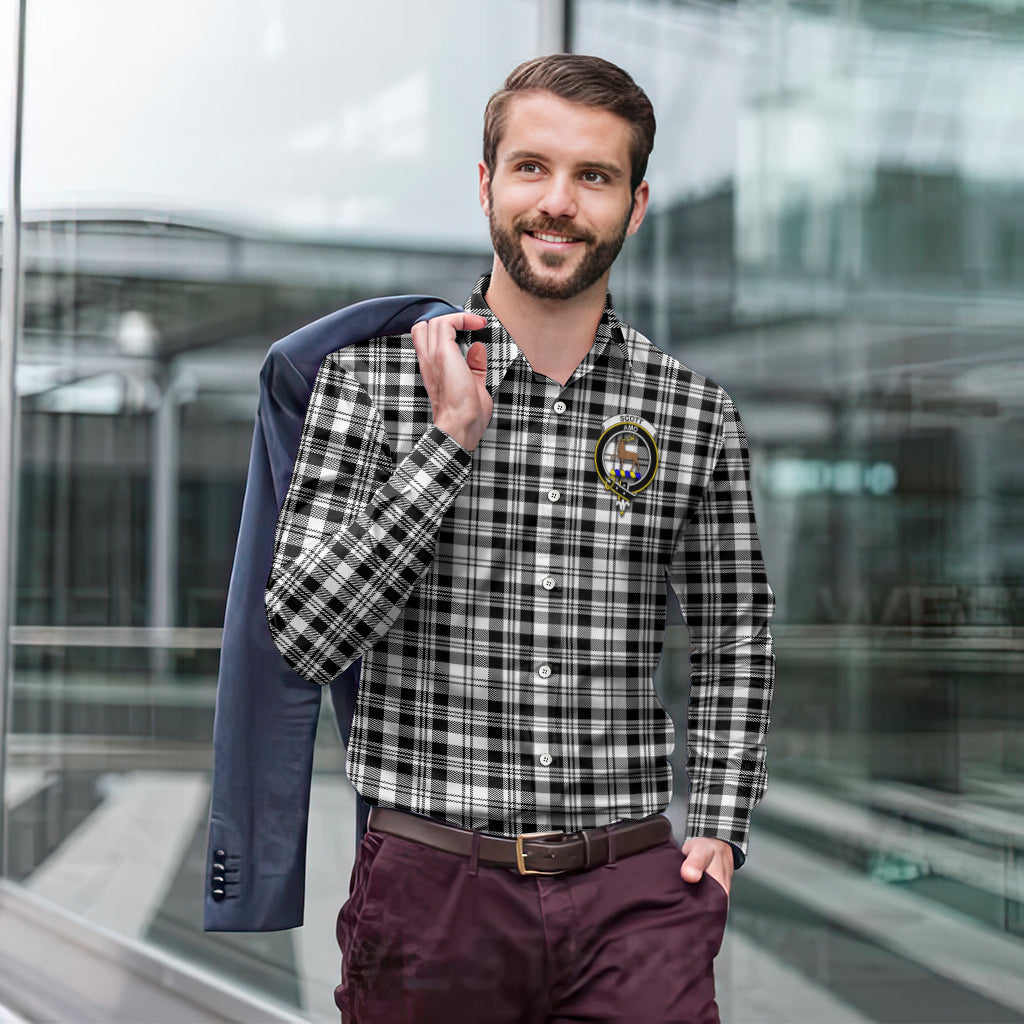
[{"x1": 533, "y1": 232, "x2": 575, "y2": 243}]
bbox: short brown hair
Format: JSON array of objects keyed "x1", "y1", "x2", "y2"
[{"x1": 483, "y1": 54, "x2": 656, "y2": 194}]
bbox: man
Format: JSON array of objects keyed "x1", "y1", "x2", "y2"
[{"x1": 266, "y1": 54, "x2": 775, "y2": 1023}]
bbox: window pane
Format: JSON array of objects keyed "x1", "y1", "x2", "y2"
[
  {"x1": 10, "y1": 2, "x2": 538, "y2": 1019},
  {"x1": 575, "y1": 1, "x2": 1024, "y2": 1020}
]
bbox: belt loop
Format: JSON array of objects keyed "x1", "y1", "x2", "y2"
[
  {"x1": 606, "y1": 825, "x2": 619, "y2": 869},
  {"x1": 468, "y1": 830, "x2": 481, "y2": 877},
  {"x1": 582, "y1": 829, "x2": 593, "y2": 870}
]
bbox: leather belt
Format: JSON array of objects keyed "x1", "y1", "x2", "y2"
[{"x1": 368, "y1": 806, "x2": 673, "y2": 875}]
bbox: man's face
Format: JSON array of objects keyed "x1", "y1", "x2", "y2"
[{"x1": 480, "y1": 91, "x2": 649, "y2": 301}]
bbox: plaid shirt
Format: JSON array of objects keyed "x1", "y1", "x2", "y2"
[{"x1": 266, "y1": 274, "x2": 775, "y2": 859}]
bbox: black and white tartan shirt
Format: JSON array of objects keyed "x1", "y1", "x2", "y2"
[{"x1": 266, "y1": 274, "x2": 775, "y2": 860}]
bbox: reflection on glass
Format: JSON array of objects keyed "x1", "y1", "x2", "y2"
[
  {"x1": 5, "y1": 0, "x2": 1024, "y2": 1020},
  {"x1": 0, "y1": 0, "x2": 12, "y2": 216},
  {"x1": 8, "y1": 1, "x2": 539, "y2": 1019},
  {"x1": 579, "y1": 1, "x2": 1024, "y2": 1020}
]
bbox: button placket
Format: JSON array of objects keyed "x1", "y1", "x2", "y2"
[{"x1": 530, "y1": 384, "x2": 570, "y2": 778}]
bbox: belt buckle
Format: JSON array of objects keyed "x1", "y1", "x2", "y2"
[{"x1": 515, "y1": 831, "x2": 566, "y2": 876}]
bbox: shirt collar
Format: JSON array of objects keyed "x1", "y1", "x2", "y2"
[{"x1": 462, "y1": 274, "x2": 635, "y2": 394}]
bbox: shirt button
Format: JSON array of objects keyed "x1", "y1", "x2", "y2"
[
  {"x1": 541, "y1": 576, "x2": 556, "y2": 591},
  {"x1": 553, "y1": 400, "x2": 567, "y2": 415},
  {"x1": 539, "y1": 752, "x2": 553, "y2": 766},
  {"x1": 547, "y1": 489, "x2": 560, "y2": 503},
  {"x1": 537, "y1": 664, "x2": 552, "y2": 679}
]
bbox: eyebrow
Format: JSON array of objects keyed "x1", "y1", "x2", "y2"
[{"x1": 502, "y1": 150, "x2": 626, "y2": 181}]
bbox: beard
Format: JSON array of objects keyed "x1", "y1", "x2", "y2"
[{"x1": 488, "y1": 186, "x2": 631, "y2": 301}]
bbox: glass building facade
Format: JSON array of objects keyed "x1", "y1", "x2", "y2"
[{"x1": 1, "y1": 1, "x2": 1023, "y2": 1020}]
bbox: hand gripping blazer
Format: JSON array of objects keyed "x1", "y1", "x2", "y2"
[{"x1": 204, "y1": 294, "x2": 460, "y2": 932}]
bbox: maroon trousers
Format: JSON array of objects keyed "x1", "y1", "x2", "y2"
[{"x1": 335, "y1": 820, "x2": 729, "y2": 1023}]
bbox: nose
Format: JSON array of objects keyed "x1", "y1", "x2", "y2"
[{"x1": 536, "y1": 174, "x2": 578, "y2": 220}]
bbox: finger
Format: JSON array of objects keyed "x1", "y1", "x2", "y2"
[
  {"x1": 681, "y1": 864, "x2": 705, "y2": 883},
  {"x1": 412, "y1": 323, "x2": 444, "y2": 393},
  {"x1": 424, "y1": 315, "x2": 484, "y2": 369},
  {"x1": 411, "y1": 322, "x2": 431, "y2": 370},
  {"x1": 680, "y1": 847, "x2": 712, "y2": 883},
  {"x1": 423, "y1": 315, "x2": 458, "y2": 356},
  {"x1": 458, "y1": 309, "x2": 489, "y2": 329},
  {"x1": 411, "y1": 320, "x2": 429, "y2": 357},
  {"x1": 453, "y1": 312, "x2": 488, "y2": 332},
  {"x1": 431, "y1": 311, "x2": 487, "y2": 342},
  {"x1": 680, "y1": 859, "x2": 704, "y2": 883},
  {"x1": 466, "y1": 341, "x2": 487, "y2": 374},
  {"x1": 418, "y1": 312, "x2": 486, "y2": 337},
  {"x1": 421, "y1": 319, "x2": 453, "y2": 368}
]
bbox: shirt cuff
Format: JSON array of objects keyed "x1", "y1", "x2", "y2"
[
  {"x1": 365, "y1": 425, "x2": 474, "y2": 540},
  {"x1": 390, "y1": 423, "x2": 475, "y2": 504}
]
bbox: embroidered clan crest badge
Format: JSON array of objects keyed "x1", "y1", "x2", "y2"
[{"x1": 594, "y1": 414, "x2": 659, "y2": 515}]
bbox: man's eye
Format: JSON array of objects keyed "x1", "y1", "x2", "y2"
[
  {"x1": 518, "y1": 162, "x2": 540, "y2": 174},
  {"x1": 582, "y1": 171, "x2": 607, "y2": 184}
]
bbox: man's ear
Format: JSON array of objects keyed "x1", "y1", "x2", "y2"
[
  {"x1": 479, "y1": 161, "x2": 491, "y2": 216},
  {"x1": 626, "y1": 180, "x2": 650, "y2": 237}
]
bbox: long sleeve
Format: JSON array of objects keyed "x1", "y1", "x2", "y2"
[
  {"x1": 265, "y1": 351, "x2": 473, "y2": 687},
  {"x1": 668, "y1": 388, "x2": 776, "y2": 860}
]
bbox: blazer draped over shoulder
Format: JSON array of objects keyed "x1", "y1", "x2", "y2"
[{"x1": 204, "y1": 295, "x2": 459, "y2": 932}]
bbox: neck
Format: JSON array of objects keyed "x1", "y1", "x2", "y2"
[{"x1": 483, "y1": 257, "x2": 609, "y2": 387}]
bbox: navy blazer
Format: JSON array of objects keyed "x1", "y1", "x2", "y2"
[{"x1": 204, "y1": 295, "x2": 459, "y2": 932}]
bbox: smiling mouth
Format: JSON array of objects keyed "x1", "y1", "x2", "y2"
[{"x1": 527, "y1": 231, "x2": 581, "y2": 244}]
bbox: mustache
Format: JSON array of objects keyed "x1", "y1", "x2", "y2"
[{"x1": 514, "y1": 217, "x2": 595, "y2": 244}]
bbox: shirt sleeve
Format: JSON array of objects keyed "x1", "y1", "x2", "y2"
[
  {"x1": 668, "y1": 387, "x2": 776, "y2": 863},
  {"x1": 265, "y1": 350, "x2": 474, "y2": 686}
]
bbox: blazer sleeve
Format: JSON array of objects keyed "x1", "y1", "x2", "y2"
[
  {"x1": 204, "y1": 391, "x2": 329, "y2": 931},
  {"x1": 204, "y1": 296, "x2": 460, "y2": 932}
]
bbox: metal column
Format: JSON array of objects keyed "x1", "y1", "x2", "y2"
[
  {"x1": 0, "y1": 0, "x2": 28, "y2": 878},
  {"x1": 537, "y1": 0, "x2": 572, "y2": 53},
  {"x1": 149, "y1": 365, "x2": 179, "y2": 676},
  {"x1": 149, "y1": 367, "x2": 179, "y2": 632}
]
